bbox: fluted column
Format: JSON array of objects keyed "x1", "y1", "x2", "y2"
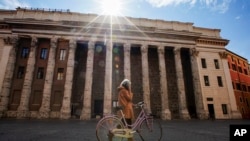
[
  {"x1": 60, "y1": 39, "x2": 76, "y2": 119},
  {"x1": 38, "y1": 37, "x2": 57, "y2": 118},
  {"x1": 158, "y1": 46, "x2": 171, "y2": 120},
  {"x1": 174, "y1": 47, "x2": 190, "y2": 119},
  {"x1": 81, "y1": 41, "x2": 95, "y2": 120},
  {"x1": 123, "y1": 43, "x2": 131, "y2": 80},
  {"x1": 141, "y1": 44, "x2": 151, "y2": 114},
  {"x1": 103, "y1": 41, "x2": 112, "y2": 114},
  {"x1": 0, "y1": 36, "x2": 18, "y2": 117},
  {"x1": 17, "y1": 37, "x2": 37, "y2": 118},
  {"x1": 190, "y1": 48, "x2": 208, "y2": 119}
]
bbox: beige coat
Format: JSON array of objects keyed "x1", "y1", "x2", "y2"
[{"x1": 117, "y1": 86, "x2": 134, "y2": 119}]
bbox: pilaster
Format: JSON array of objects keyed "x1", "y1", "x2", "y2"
[
  {"x1": 60, "y1": 39, "x2": 76, "y2": 119},
  {"x1": 141, "y1": 44, "x2": 151, "y2": 114},
  {"x1": 38, "y1": 37, "x2": 57, "y2": 118},
  {"x1": 80, "y1": 41, "x2": 95, "y2": 120},
  {"x1": 0, "y1": 36, "x2": 18, "y2": 118},
  {"x1": 189, "y1": 48, "x2": 208, "y2": 119},
  {"x1": 174, "y1": 47, "x2": 190, "y2": 119},
  {"x1": 17, "y1": 37, "x2": 37, "y2": 118},
  {"x1": 158, "y1": 46, "x2": 171, "y2": 120}
]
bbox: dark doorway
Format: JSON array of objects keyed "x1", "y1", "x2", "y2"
[
  {"x1": 207, "y1": 104, "x2": 215, "y2": 119},
  {"x1": 94, "y1": 100, "x2": 103, "y2": 118}
]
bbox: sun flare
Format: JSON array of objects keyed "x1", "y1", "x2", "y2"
[{"x1": 101, "y1": 0, "x2": 122, "y2": 16}]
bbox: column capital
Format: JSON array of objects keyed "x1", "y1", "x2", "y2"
[
  {"x1": 4, "y1": 36, "x2": 18, "y2": 45},
  {"x1": 50, "y1": 37, "x2": 57, "y2": 48},
  {"x1": 219, "y1": 51, "x2": 228, "y2": 59},
  {"x1": 157, "y1": 46, "x2": 165, "y2": 54},
  {"x1": 88, "y1": 41, "x2": 95, "y2": 49},
  {"x1": 190, "y1": 48, "x2": 199, "y2": 57},
  {"x1": 140, "y1": 44, "x2": 148, "y2": 53},
  {"x1": 123, "y1": 43, "x2": 130, "y2": 52},
  {"x1": 69, "y1": 39, "x2": 77, "y2": 49},
  {"x1": 31, "y1": 37, "x2": 38, "y2": 48},
  {"x1": 173, "y1": 47, "x2": 181, "y2": 55}
]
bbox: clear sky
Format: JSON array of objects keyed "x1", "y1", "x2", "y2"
[{"x1": 1, "y1": 0, "x2": 249, "y2": 62}]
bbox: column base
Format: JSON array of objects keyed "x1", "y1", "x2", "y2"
[
  {"x1": 17, "y1": 110, "x2": 30, "y2": 119},
  {"x1": 60, "y1": 112, "x2": 71, "y2": 119},
  {"x1": 161, "y1": 109, "x2": 171, "y2": 120},
  {"x1": 80, "y1": 112, "x2": 91, "y2": 120},
  {"x1": 38, "y1": 108, "x2": 50, "y2": 119},
  {"x1": 179, "y1": 109, "x2": 190, "y2": 120},
  {"x1": 231, "y1": 110, "x2": 242, "y2": 119},
  {"x1": 197, "y1": 110, "x2": 209, "y2": 120}
]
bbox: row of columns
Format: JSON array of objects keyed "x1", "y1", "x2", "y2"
[{"x1": 0, "y1": 36, "x2": 206, "y2": 120}]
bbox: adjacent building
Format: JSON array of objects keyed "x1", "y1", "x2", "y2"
[
  {"x1": 227, "y1": 49, "x2": 250, "y2": 119},
  {"x1": 0, "y1": 8, "x2": 241, "y2": 120}
]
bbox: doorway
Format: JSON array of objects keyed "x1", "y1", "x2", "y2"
[
  {"x1": 207, "y1": 104, "x2": 215, "y2": 119},
  {"x1": 94, "y1": 100, "x2": 103, "y2": 118}
]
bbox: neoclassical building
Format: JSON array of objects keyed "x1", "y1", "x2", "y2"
[{"x1": 0, "y1": 8, "x2": 241, "y2": 120}]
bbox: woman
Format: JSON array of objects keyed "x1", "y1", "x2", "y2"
[
  {"x1": 117, "y1": 79, "x2": 134, "y2": 125},
  {"x1": 117, "y1": 79, "x2": 134, "y2": 141}
]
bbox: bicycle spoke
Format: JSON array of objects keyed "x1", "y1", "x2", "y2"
[{"x1": 138, "y1": 119, "x2": 162, "y2": 141}]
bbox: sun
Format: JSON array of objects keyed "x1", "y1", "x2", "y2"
[{"x1": 101, "y1": 0, "x2": 122, "y2": 16}]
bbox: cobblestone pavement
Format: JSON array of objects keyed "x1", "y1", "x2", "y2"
[{"x1": 0, "y1": 118, "x2": 249, "y2": 141}]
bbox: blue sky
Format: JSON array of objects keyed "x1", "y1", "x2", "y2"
[{"x1": 0, "y1": 0, "x2": 249, "y2": 62}]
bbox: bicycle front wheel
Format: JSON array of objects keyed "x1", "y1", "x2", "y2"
[
  {"x1": 138, "y1": 118, "x2": 162, "y2": 141},
  {"x1": 96, "y1": 117, "x2": 125, "y2": 141}
]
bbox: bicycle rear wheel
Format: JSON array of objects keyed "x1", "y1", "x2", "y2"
[
  {"x1": 137, "y1": 118, "x2": 162, "y2": 141},
  {"x1": 96, "y1": 117, "x2": 125, "y2": 141}
]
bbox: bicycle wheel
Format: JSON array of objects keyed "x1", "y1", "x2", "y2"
[
  {"x1": 96, "y1": 117, "x2": 125, "y2": 141},
  {"x1": 137, "y1": 118, "x2": 162, "y2": 141}
]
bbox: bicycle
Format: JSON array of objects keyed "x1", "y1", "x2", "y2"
[{"x1": 96, "y1": 101, "x2": 162, "y2": 141}]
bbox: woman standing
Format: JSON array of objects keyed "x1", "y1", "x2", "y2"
[{"x1": 117, "y1": 79, "x2": 134, "y2": 141}]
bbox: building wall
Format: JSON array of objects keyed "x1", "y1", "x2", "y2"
[{"x1": 227, "y1": 51, "x2": 250, "y2": 119}]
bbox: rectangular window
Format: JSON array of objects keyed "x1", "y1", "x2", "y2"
[
  {"x1": 222, "y1": 104, "x2": 228, "y2": 114},
  {"x1": 40, "y1": 48, "x2": 48, "y2": 60},
  {"x1": 217, "y1": 76, "x2": 223, "y2": 87},
  {"x1": 232, "y1": 82, "x2": 235, "y2": 89},
  {"x1": 242, "y1": 85, "x2": 247, "y2": 92},
  {"x1": 21, "y1": 47, "x2": 29, "y2": 58},
  {"x1": 17, "y1": 66, "x2": 25, "y2": 79},
  {"x1": 204, "y1": 75, "x2": 210, "y2": 86},
  {"x1": 238, "y1": 67, "x2": 242, "y2": 73},
  {"x1": 201, "y1": 58, "x2": 207, "y2": 68},
  {"x1": 244, "y1": 69, "x2": 248, "y2": 75},
  {"x1": 59, "y1": 49, "x2": 66, "y2": 60},
  {"x1": 248, "y1": 86, "x2": 250, "y2": 92},
  {"x1": 57, "y1": 68, "x2": 64, "y2": 80},
  {"x1": 236, "y1": 83, "x2": 241, "y2": 90},
  {"x1": 37, "y1": 67, "x2": 44, "y2": 79},
  {"x1": 214, "y1": 59, "x2": 220, "y2": 69},
  {"x1": 232, "y1": 64, "x2": 236, "y2": 71}
]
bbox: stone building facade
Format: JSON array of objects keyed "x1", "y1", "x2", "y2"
[{"x1": 0, "y1": 8, "x2": 241, "y2": 120}]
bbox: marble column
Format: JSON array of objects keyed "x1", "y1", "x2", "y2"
[
  {"x1": 17, "y1": 37, "x2": 37, "y2": 118},
  {"x1": 103, "y1": 41, "x2": 112, "y2": 115},
  {"x1": 0, "y1": 36, "x2": 18, "y2": 117},
  {"x1": 81, "y1": 41, "x2": 95, "y2": 120},
  {"x1": 219, "y1": 51, "x2": 242, "y2": 119},
  {"x1": 60, "y1": 39, "x2": 76, "y2": 119},
  {"x1": 38, "y1": 37, "x2": 57, "y2": 118},
  {"x1": 141, "y1": 44, "x2": 151, "y2": 114},
  {"x1": 174, "y1": 47, "x2": 190, "y2": 119},
  {"x1": 123, "y1": 43, "x2": 131, "y2": 80},
  {"x1": 158, "y1": 46, "x2": 171, "y2": 120},
  {"x1": 189, "y1": 48, "x2": 208, "y2": 119}
]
